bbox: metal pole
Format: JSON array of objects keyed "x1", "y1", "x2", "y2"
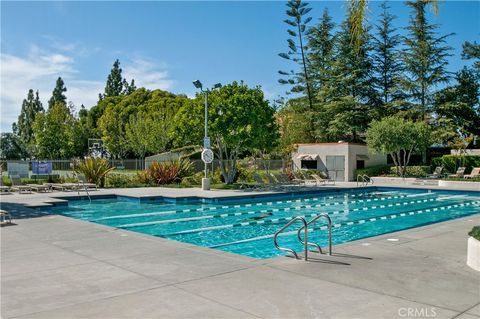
[{"x1": 204, "y1": 90, "x2": 208, "y2": 179}]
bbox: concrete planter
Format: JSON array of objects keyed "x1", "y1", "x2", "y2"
[{"x1": 467, "y1": 237, "x2": 480, "y2": 272}]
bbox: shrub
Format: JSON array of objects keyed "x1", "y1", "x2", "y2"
[
  {"x1": 106, "y1": 173, "x2": 135, "y2": 188},
  {"x1": 177, "y1": 158, "x2": 194, "y2": 178},
  {"x1": 74, "y1": 158, "x2": 115, "y2": 187},
  {"x1": 180, "y1": 171, "x2": 203, "y2": 187},
  {"x1": 469, "y1": 226, "x2": 480, "y2": 241},
  {"x1": 140, "y1": 160, "x2": 193, "y2": 185},
  {"x1": 431, "y1": 155, "x2": 480, "y2": 174},
  {"x1": 389, "y1": 166, "x2": 431, "y2": 177},
  {"x1": 355, "y1": 165, "x2": 391, "y2": 178}
]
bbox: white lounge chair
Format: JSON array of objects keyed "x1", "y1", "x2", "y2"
[
  {"x1": 464, "y1": 167, "x2": 480, "y2": 179},
  {"x1": 10, "y1": 175, "x2": 31, "y2": 194}
]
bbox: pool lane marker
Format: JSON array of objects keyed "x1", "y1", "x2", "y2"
[
  {"x1": 155, "y1": 200, "x2": 480, "y2": 237},
  {"x1": 117, "y1": 196, "x2": 440, "y2": 228},
  {"x1": 207, "y1": 200, "x2": 480, "y2": 248},
  {"x1": 90, "y1": 191, "x2": 420, "y2": 221},
  {"x1": 96, "y1": 192, "x2": 433, "y2": 223}
]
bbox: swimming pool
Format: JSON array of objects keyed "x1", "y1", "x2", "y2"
[{"x1": 46, "y1": 187, "x2": 480, "y2": 259}]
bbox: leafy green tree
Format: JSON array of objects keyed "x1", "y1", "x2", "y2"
[
  {"x1": 278, "y1": 0, "x2": 315, "y2": 141},
  {"x1": 401, "y1": 0, "x2": 452, "y2": 119},
  {"x1": 125, "y1": 112, "x2": 170, "y2": 158},
  {"x1": 372, "y1": 2, "x2": 403, "y2": 115},
  {"x1": 366, "y1": 116, "x2": 431, "y2": 177},
  {"x1": 276, "y1": 98, "x2": 312, "y2": 156},
  {"x1": 173, "y1": 82, "x2": 279, "y2": 184},
  {"x1": 0, "y1": 133, "x2": 28, "y2": 160},
  {"x1": 98, "y1": 88, "x2": 188, "y2": 158},
  {"x1": 48, "y1": 77, "x2": 67, "y2": 109},
  {"x1": 16, "y1": 89, "x2": 44, "y2": 156},
  {"x1": 33, "y1": 102, "x2": 79, "y2": 159}
]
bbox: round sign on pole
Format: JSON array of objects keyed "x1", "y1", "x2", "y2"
[{"x1": 201, "y1": 149, "x2": 214, "y2": 164}]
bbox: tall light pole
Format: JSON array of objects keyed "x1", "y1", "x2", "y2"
[{"x1": 193, "y1": 80, "x2": 222, "y2": 190}]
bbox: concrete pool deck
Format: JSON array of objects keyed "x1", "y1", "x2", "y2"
[{"x1": 1, "y1": 185, "x2": 480, "y2": 318}]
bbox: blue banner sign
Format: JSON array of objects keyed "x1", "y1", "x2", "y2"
[{"x1": 32, "y1": 161, "x2": 53, "y2": 175}]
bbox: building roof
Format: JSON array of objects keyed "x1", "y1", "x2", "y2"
[{"x1": 295, "y1": 142, "x2": 367, "y2": 146}]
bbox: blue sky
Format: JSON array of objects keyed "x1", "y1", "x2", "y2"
[{"x1": 1, "y1": 1, "x2": 479, "y2": 132}]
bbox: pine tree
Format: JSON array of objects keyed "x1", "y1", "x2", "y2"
[
  {"x1": 402, "y1": 0, "x2": 452, "y2": 119},
  {"x1": 317, "y1": 6, "x2": 375, "y2": 142},
  {"x1": 372, "y1": 2, "x2": 403, "y2": 115},
  {"x1": 122, "y1": 79, "x2": 137, "y2": 95},
  {"x1": 278, "y1": 0, "x2": 315, "y2": 142},
  {"x1": 17, "y1": 89, "x2": 44, "y2": 155},
  {"x1": 104, "y1": 59, "x2": 124, "y2": 97},
  {"x1": 307, "y1": 8, "x2": 335, "y2": 95},
  {"x1": 48, "y1": 77, "x2": 67, "y2": 109},
  {"x1": 278, "y1": 0, "x2": 314, "y2": 107},
  {"x1": 462, "y1": 41, "x2": 480, "y2": 72}
]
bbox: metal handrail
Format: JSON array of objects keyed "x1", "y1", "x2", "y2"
[
  {"x1": 297, "y1": 213, "x2": 332, "y2": 255},
  {"x1": 356, "y1": 174, "x2": 372, "y2": 187},
  {"x1": 76, "y1": 174, "x2": 91, "y2": 203},
  {"x1": 273, "y1": 216, "x2": 308, "y2": 261}
]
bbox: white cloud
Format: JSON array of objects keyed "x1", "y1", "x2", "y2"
[
  {"x1": 123, "y1": 59, "x2": 173, "y2": 91},
  {"x1": 0, "y1": 47, "x2": 104, "y2": 132},
  {"x1": 0, "y1": 45, "x2": 173, "y2": 132}
]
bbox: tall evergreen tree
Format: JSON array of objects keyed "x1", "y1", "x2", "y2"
[
  {"x1": 17, "y1": 89, "x2": 44, "y2": 149},
  {"x1": 316, "y1": 6, "x2": 375, "y2": 142},
  {"x1": 402, "y1": 0, "x2": 452, "y2": 119},
  {"x1": 122, "y1": 79, "x2": 137, "y2": 95},
  {"x1": 104, "y1": 59, "x2": 124, "y2": 98},
  {"x1": 48, "y1": 77, "x2": 67, "y2": 109},
  {"x1": 307, "y1": 8, "x2": 335, "y2": 95},
  {"x1": 278, "y1": 0, "x2": 314, "y2": 110},
  {"x1": 462, "y1": 41, "x2": 480, "y2": 72},
  {"x1": 372, "y1": 2, "x2": 403, "y2": 115},
  {"x1": 278, "y1": 0, "x2": 315, "y2": 142}
]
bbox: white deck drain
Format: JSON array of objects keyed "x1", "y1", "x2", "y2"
[{"x1": 387, "y1": 238, "x2": 399, "y2": 242}]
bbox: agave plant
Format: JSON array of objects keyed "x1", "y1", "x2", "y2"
[{"x1": 74, "y1": 158, "x2": 115, "y2": 187}]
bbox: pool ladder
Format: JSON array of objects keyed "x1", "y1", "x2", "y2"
[
  {"x1": 76, "y1": 173, "x2": 92, "y2": 203},
  {"x1": 273, "y1": 213, "x2": 332, "y2": 261},
  {"x1": 357, "y1": 174, "x2": 373, "y2": 187}
]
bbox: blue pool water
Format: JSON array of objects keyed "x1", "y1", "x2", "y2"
[{"x1": 45, "y1": 187, "x2": 480, "y2": 258}]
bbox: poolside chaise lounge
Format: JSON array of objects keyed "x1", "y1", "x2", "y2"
[
  {"x1": 318, "y1": 171, "x2": 335, "y2": 185},
  {"x1": 9, "y1": 175, "x2": 31, "y2": 194},
  {"x1": 252, "y1": 173, "x2": 270, "y2": 190},
  {"x1": 294, "y1": 171, "x2": 316, "y2": 185},
  {"x1": 448, "y1": 167, "x2": 466, "y2": 178},
  {"x1": 311, "y1": 173, "x2": 335, "y2": 186},
  {"x1": 426, "y1": 166, "x2": 444, "y2": 179},
  {"x1": 0, "y1": 209, "x2": 12, "y2": 225},
  {"x1": 0, "y1": 178, "x2": 11, "y2": 193},
  {"x1": 26, "y1": 183, "x2": 50, "y2": 193},
  {"x1": 464, "y1": 167, "x2": 480, "y2": 179},
  {"x1": 274, "y1": 173, "x2": 302, "y2": 186},
  {"x1": 51, "y1": 183, "x2": 77, "y2": 191}
]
